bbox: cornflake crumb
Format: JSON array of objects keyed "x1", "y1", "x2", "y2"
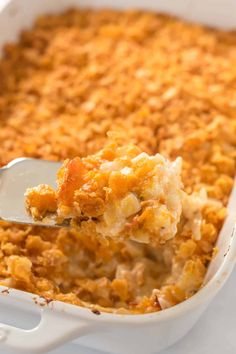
[{"x1": 7, "y1": 256, "x2": 32, "y2": 283}]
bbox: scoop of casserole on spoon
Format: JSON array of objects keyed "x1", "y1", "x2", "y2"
[
  {"x1": 24, "y1": 142, "x2": 205, "y2": 245},
  {"x1": 0, "y1": 142, "x2": 207, "y2": 245}
]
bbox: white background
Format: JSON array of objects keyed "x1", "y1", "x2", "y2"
[{"x1": 0, "y1": 0, "x2": 236, "y2": 353}]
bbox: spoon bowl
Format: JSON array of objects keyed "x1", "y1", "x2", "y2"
[{"x1": 0, "y1": 158, "x2": 62, "y2": 227}]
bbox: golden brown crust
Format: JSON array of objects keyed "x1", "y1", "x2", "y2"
[{"x1": 25, "y1": 184, "x2": 57, "y2": 219}]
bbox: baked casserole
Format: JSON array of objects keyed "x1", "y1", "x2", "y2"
[{"x1": 0, "y1": 8, "x2": 235, "y2": 314}]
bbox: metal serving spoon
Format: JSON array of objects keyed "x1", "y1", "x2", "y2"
[{"x1": 0, "y1": 158, "x2": 62, "y2": 227}]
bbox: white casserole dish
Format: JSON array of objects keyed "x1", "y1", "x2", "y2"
[{"x1": 0, "y1": 0, "x2": 236, "y2": 353}]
